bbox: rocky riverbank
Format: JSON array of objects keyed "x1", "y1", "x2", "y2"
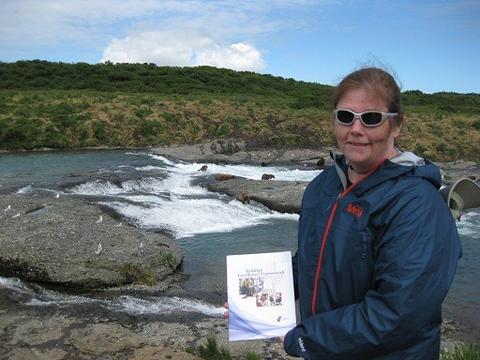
[
  {"x1": 0, "y1": 282, "x2": 463, "y2": 360},
  {"x1": 0, "y1": 194, "x2": 182, "y2": 289},
  {"x1": 153, "y1": 139, "x2": 331, "y2": 168},
  {"x1": 0, "y1": 285, "x2": 293, "y2": 359},
  {"x1": 0, "y1": 190, "x2": 296, "y2": 359}
]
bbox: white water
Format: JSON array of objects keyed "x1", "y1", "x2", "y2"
[
  {"x1": 16, "y1": 184, "x2": 33, "y2": 194},
  {"x1": 0, "y1": 276, "x2": 34, "y2": 294},
  {"x1": 69, "y1": 155, "x2": 307, "y2": 238},
  {"x1": 28, "y1": 295, "x2": 223, "y2": 317},
  {"x1": 0, "y1": 276, "x2": 223, "y2": 317},
  {"x1": 104, "y1": 198, "x2": 297, "y2": 238},
  {"x1": 70, "y1": 180, "x2": 125, "y2": 195},
  {"x1": 148, "y1": 154, "x2": 321, "y2": 181},
  {"x1": 457, "y1": 210, "x2": 480, "y2": 239}
]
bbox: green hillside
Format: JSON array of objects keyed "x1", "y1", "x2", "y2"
[{"x1": 0, "y1": 60, "x2": 479, "y2": 161}]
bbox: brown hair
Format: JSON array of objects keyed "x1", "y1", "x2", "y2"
[{"x1": 333, "y1": 67, "x2": 403, "y2": 127}]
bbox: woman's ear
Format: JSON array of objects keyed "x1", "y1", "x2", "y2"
[{"x1": 392, "y1": 114, "x2": 403, "y2": 139}]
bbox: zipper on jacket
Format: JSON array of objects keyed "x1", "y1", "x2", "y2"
[
  {"x1": 361, "y1": 238, "x2": 368, "y2": 260},
  {"x1": 310, "y1": 160, "x2": 385, "y2": 315}
]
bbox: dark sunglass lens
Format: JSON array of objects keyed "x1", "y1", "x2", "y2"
[
  {"x1": 361, "y1": 112, "x2": 383, "y2": 125},
  {"x1": 337, "y1": 110, "x2": 354, "y2": 124}
]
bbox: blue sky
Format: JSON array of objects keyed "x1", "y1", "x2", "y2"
[{"x1": 1, "y1": 0, "x2": 479, "y2": 94}]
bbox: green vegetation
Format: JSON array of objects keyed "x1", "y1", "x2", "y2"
[
  {"x1": 187, "y1": 336, "x2": 233, "y2": 360},
  {"x1": 186, "y1": 336, "x2": 262, "y2": 359},
  {"x1": 160, "y1": 253, "x2": 178, "y2": 270},
  {"x1": 119, "y1": 263, "x2": 157, "y2": 286},
  {"x1": 245, "y1": 352, "x2": 262, "y2": 360},
  {"x1": 1, "y1": 60, "x2": 479, "y2": 161},
  {"x1": 441, "y1": 343, "x2": 480, "y2": 360},
  {"x1": 185, "y1": 340, "x2": 480, "y2": 360}
]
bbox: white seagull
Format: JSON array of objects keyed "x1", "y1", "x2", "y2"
[
  {"x1": 96, "y1": 216, "x2": 103, "y2": 223},
  {"x1": 55, "y1": 193, "x2": 60, "y2": 198},
  {"x1": 95, "y1": 243, "x2": 102, "y2": 255},
  {"x1": 4, "y1": 205, "x2": 11, "y2": 212}
]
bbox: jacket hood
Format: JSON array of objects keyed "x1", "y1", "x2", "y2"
[
  {"x1": 331, "y1": 150, "x2": 442, "y2": 194},
  {"x1": 390, "y1": 150, "x2": 425, "y2": 167}
]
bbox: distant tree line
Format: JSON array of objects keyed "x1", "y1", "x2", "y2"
[
  {"x1": 0, "y1": 60, "x2": 332, "y2": 109},
  {"x1": 0, "y1": 60, "x2": 478, "y2": 113}
]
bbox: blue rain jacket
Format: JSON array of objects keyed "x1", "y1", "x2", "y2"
[{"x1": 284, "y1": 152, "x2": 461, "y2": 359}]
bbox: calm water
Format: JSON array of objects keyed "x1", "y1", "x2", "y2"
[{"x1": 0, "y1": 149, "x2": 478, "y2": 342}]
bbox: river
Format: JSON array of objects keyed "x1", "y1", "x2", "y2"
[{"x1": 0, "y1": 149, "x2": 478, "y2": 344}]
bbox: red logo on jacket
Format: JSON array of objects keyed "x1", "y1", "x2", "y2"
[{"x1": 346, "y1": 203, "x2": 363, "y2": 218}]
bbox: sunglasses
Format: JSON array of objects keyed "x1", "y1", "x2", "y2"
[{"x1": 334, "y1": 109, "x2": 398, "y2": 127}]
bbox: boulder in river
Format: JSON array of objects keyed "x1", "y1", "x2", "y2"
[
  {"x1": 0, "y1": 194, "x2": 182, "y2": 289},
  {"x1": 208, "y1": 178, "x2": 307, "y2": 214}
]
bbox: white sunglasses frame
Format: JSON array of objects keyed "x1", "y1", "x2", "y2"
[{"x1": 334, "y1": 109, "x2": 398, "y2": 127}]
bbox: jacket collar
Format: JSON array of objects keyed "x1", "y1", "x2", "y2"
[{"x1": 330, "y1": 150, "x2": 440, "y2": 195}]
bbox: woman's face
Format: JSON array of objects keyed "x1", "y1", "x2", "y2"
[{"x1": 335, "y1": 87, "x2": 400, "y2": 173}]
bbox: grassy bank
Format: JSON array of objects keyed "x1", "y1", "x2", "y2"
[
  {"x1": 1, "y1": 61, "x2": 479, "y2": 161},
  {"x1": 441, "y1": 343, "x2": 480, "y2": 360},
  {"x1": 187, "y1": 337, "x2": 480, "y2": 360}
]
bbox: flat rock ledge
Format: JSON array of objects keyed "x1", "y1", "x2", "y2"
[
  {"x1": 208, "y1": 178, "x2": 307, "y2": 214},
  {"x1": 153, "y1": 139, "x2": 331, "y2": 167},
  {"x1": 0, "y1": 194, "x2": 182, "y2": 289},
  {"x1": 0, "y1": 295, "x2": 464, "y2": 360},
  {"x1": 0, "y1": 302, "x2": 297, "y2": 360}
]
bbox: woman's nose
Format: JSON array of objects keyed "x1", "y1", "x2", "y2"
[{"x1": 350, "y1": 116, "x2": 364, "y2": 132}]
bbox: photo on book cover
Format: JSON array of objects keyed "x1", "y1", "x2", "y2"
[{"x1": 227, "y1": 251, "x2": 296, "y2": 341}]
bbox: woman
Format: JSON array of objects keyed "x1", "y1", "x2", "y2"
[{"x1": 283, "y1": 67, "x2": 461, "y2": 359}]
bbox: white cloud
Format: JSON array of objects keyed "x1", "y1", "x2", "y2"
[
  {"x1": 195, "y1": 42, "x2": 265, "y2": 71},
  {"x1": 101, "y1": 31, "x2": 198, "y2": 66},
  {"x1": 101, "y1": 31, "x2": 265, "y2": 72}
]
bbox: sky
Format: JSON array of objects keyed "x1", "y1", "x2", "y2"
[{"x1": 0, "y1": 0, "x2": 479, "y2": 94}]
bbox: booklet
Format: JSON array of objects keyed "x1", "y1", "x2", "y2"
[{"x1": 226, "y1": 251, "x2": 296, "y2": 341}]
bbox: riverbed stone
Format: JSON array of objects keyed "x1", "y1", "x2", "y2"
[
  {"x1": 129, "y1": 346, "x2": 199, "y2": 359},
  {"x1": 141, "y1": 321, "x2": 197, "y2": 349},
  {"x1": 0, "y1": 194, "x2": 182, "y2": 289},
  {"x1": 11, "y1": 316, "x2": 74, "y2": 346},
  {"x1": 208, "y1": 178, "x2": 307, "y2": 214},
  {"x1": 6, "y1": 348, "x2": 68, "y2": 360},
  {"x1": 66, "y1": 323, "x2": 145, "y2": 355}
]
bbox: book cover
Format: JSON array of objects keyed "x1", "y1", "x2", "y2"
[{"x1": 226, "y1": 251, "x2": 296, "y2": 341}]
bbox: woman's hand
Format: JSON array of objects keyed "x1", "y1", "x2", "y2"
[{"x1": 224, "y1": 302, "x2": 229, "y2": 319}]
